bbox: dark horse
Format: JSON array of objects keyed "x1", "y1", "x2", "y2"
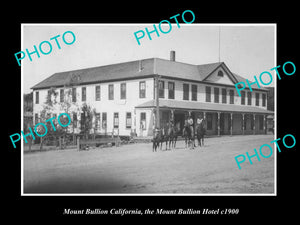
[
  {"x1": 166, "y1": 122, "x2": 180, "y2": 150},
  {"x1": 182, "y1": 121, "x2": 195, "y2": 149},
  {"x1": 170, "y1": 122, "x2": 180, "y2": 149},
  {"x1": 152, "y1": 128, "x2": 162, "y2": 152},
  {"x1": 196, "y1": 119, "x2": 206, "y2": 147},
  {"x1": 152, "y1": 122, "x2": 179, "y2": 151}
]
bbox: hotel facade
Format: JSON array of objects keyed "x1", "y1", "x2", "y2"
[{"x1": 31, "y1": 51, "x2": 273, "y2": 137}]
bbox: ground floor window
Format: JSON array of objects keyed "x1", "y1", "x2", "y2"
[
  {"x1": 102, "y1": 112, "x2": 107, "y2": 129},
  {"x1": 95, "y1": 113, "x2": 100, "y2": 131},
  {"x1": 140, "y1": 112, "x2": 146, "y2": 130},
  {"x1": 114, "y1": 112, "x2": 119, "y2": 128},
  {"x1": 126, "y1": 112, "x2": 132, "y2": 129}
]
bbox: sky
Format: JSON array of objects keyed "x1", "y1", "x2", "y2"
[{"x1": 22, "y1": 24, "x2": 275, "y2": 94}]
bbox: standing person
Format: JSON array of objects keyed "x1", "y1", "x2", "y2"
[{"x1": 188, "y1": 116, "x2": 193, "y2": 127}]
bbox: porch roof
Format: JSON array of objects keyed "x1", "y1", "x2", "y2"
[{"x1": 135, "y1": 99, "x2": 274, "y2": 114}]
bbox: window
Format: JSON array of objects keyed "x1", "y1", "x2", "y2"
[
  {"x1": 206, "y1": 86, "x2": 211, "y2": 102},
  {"x1": 229, "y1": 90, "x2": 234, "y2": 104},
  {"x1": 139, "y1": 81, "x2": 146, "y2": 98},
  {"x1": 72, "y1": 88, "x2": 76, "y2": 102},
  {"x1": 82, "y1": 87, "x2": 86, "y2": 102},
  {"x1": 126, "y1": 112, "x2": 132, "y2": 129},
  {"x1": 218, "y1": 70, "x2": 224, "y2": 77},
  {"x1": 207, "y1": 113, "x2": 212, "y2": 130},
  {"x1": 241, "y1": 91, "x2": 245, "y2": 105},
  {"x1": 262, "y1": 93, "x2": 266, "y2": 107},
  {"x1": 60, "y1": 89, "x2": 64, "y2": 102},
  {"x1": 222, "y1": 88, "x2": 227, "y2": 103},
  {"x1": 247, "y1": 92, "x2": 252, "y2": 105},
  {"x1": 214, "y1": 87, "x2": 219, "y2": 103},
  {"x1": 73, "y1": 113, "x2": 77, "y2": 129},
  {"x1": 183, "y1": 84, "x2": 189, "y2": 100},
  {"x1": 95, "y1": 113, "x2": 100, "y2": 131},
  {"x1": 120, "y1": 83, "x2": 126, "y2": 99},
  {"x1": 158, "y1": 81, "x2": 165, "y2": 98},
  {"x1": 95, "y1": 85, "x2": 100, "y2": 101},
  {"x1": 191, "y1": 84, "x2": 197, "y2": 101},
  {"x1": 140, "y1": 112, "x2": 146, "y2": 130},
  {"x1": 108, "y1": 84, "x2": 114, "y2": 100},
  {"x1": 168, "y1": 82, "x2": 175, "y2": 99},
  {"x1": 113, "y1": 112, "x2": 119, "y2": 128},
  {"x1": 102, "y1": 112, "x2": 107, "y2": 129},
  {"x1": 35, "y1": 91, "x2": 39, "y2": 104},
  {"x1": 255, "y1": 93, "x2": 260, "y2": 106},
  {"x1": 34, "y1": 113, "x2": 39, "y2": 125}
]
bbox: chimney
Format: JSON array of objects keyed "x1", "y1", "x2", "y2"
[{"x1": 170, "y1": 50, "x2": 175, "y2": 61}]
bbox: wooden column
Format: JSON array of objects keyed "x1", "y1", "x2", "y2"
[
  {"x1": 263, "y1": 114, "x2": 266, "y2": 134},
  {"x1": 242, "y1": 113, "x2": 245, "y2": 135},
  {"x1": 230, "y1": 113, "x2": 233, "y2": 136},
  {"x1": 253, "y1": 114, "x2": 256, "y2": 135},
  {"x1": 217, "y1": 112, "x2": 221, "y2": 136},
  {"x1": 155, "y1": 75, "x2": 160, "y2": 129}
]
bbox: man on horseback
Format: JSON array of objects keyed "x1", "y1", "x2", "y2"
[
  {"x1": 183, "y1": 116, "x2": 195, "y2": 149},
  {"x1": 196, "y1": 116, "x2": 206, "y2": 147}
]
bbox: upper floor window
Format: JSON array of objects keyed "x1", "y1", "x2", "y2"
[
  {"x1": 218, "y1": 70, "x2": 224, "y2": 77},
  {"x1": 222, "y1": 88, "x2": 227, "y2": 104},
  {"x1": 241, "y1": 91, "x2": 245, "y2": 105},
  {"x1": 139, "y1": 81, "x2": 146, "y2": 98},
  {"x1": 191, "y1": 84, "x2": 197, "y2": 101},
  {"x1": 60, "y1": 89, "x2": 64, "y2": 102},
  {"x1": 72, "y1": 88, "x2": 76, "y2": 102},
  {"x1": 183, "y1": 84, "x2": 189, "y2": 100},
  {"x1": 214, "y1": 87, "x2": 219, "y2": 103},
  {"x1": 95, "y1": 85, "x2": 100, "y2": 101},
  {"x1": 159, "y1": 80, "x2": 165, "y2": 98},
  {"x1": 82, "y1": 87, "x2": 86, "y2": 102},
  {"x1": 262, "y1": 93, "x2": 266, "y2": 107},
  {"x1": 35, "y1": 91, "x2": 39, "y2": 104},
  {"x1": 108, "y1": 84, "x2": 114, "y2": 100},
  {"x1": 168, "y1": 82, "x2": 175, "y2": 99},
  {"x1": 255, "y1": 93, "x2": 260, "y2": 106},
  {"x1": 120, "y1": 83, "x2": 126, "y2": 99},
  {"x1": 247, "y1": 92, "x2": 252, "y2": 105},
  {"x1": 229, "y1": 90, "x2": 234, "y2": 104},
  {"x1": 206, "y1": 86, "x2": 211, "y2": 102}
]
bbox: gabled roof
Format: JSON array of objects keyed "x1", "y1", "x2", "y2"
[
  {"x1": 31, "y1": 57, "x2": 267, "y2": 91},
  {"x1": 136, "y1": 99, "x2": 273, "y2": 114}
]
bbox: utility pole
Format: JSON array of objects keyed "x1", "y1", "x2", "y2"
[{"x1": 155, "y1": 75, "x2": 160, "y2": 129}]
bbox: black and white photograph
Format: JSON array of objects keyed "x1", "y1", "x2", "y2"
[
  {"x1": 4, "y1": 5, "x2": 298, "y2": 221},
  {"x1": 21, "y1": 24, "x2": 276, "y2": 195}
]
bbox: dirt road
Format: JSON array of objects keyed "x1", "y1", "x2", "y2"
[{"x1": 23, "y1": 135, "x2": 275, "y2": 194}]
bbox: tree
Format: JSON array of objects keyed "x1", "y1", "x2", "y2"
[{"x1": 80, "y1": 103, "x2": 96, "y2": 139}]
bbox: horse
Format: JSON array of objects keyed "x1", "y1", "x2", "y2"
[
  {"x1": 196, "y1": 119, "x2": 206, "y2": 147},
  {"x1": 161, "y1": 122, "x2": 173, "y2": 150},
  {"x1": 152, "y1": 128, "x2": 162, "y2": 152},
  {"x1": 166, "y1": 121, "x2": 180, "y2": 150},
  {"x1": 182, "y1": 122, "x2": 195, "y2": 149},
  {"x1": 169, "y1": 122, "x2": 180, "y2": 149}
]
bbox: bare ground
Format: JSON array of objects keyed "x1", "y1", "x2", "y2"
[{"x1": 23, "y1": 135, "x2": 275, "y2": 194}]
